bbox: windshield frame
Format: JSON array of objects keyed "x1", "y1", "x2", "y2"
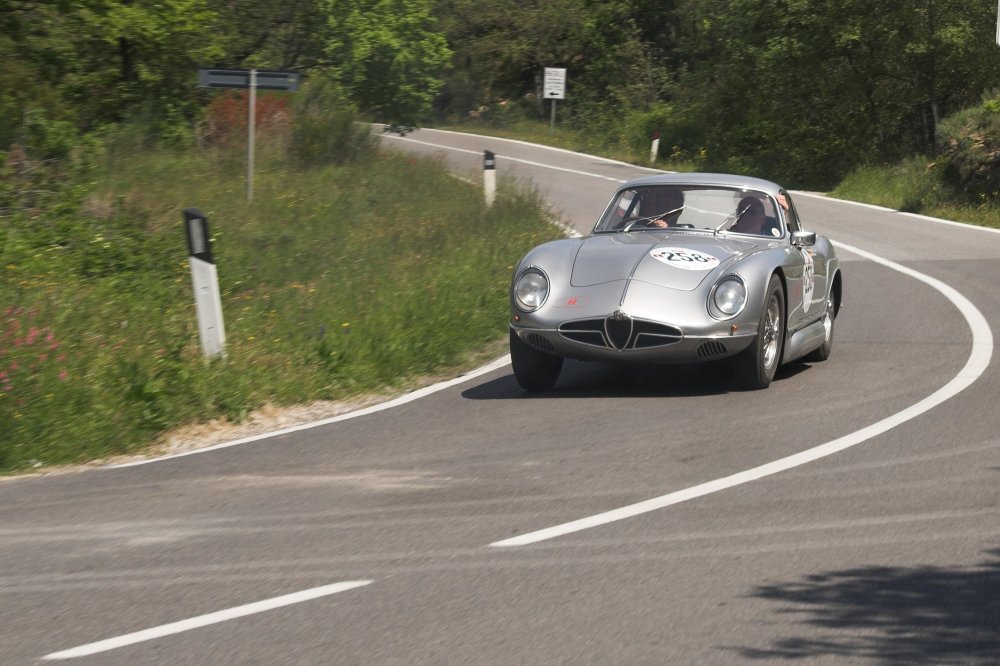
[{"x1": 592, "y1": 184, "x2": 786, "y2": 239}]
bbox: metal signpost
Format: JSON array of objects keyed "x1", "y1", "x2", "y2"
[
  {"x1": 197, "y1": 68, "x2": 299, "y2": 202},
  {"x1": 543, "y1": 67, "x2": 566, "y2": 129}
]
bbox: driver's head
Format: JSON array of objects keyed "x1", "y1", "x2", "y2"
[
  {"x1": 645, "y1": 187, "x2": 684, "y2": 219},
  {"x1": 735, "y1": 196, "x2": 766, "y2": 232}
]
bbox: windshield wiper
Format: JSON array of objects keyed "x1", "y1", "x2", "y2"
[
  {"x1": 714, "y1": 203, "x2": 751, "y2": 234},
  {"x1": 622, "y1": 206, "x2": 685, "y2": 233}
]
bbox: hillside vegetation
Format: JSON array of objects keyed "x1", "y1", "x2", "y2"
[{"x1": 0, "y1": 110, "x2": 561, "y2": 473}]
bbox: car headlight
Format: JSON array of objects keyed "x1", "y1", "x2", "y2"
[
  {"x1": 709, "y1": 275, "x2": 747, "y2": 319},
  {"x1": 514, "y1": 267, "x2": 549, "y2": 312}
]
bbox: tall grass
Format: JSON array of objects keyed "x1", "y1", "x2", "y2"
[
  {"x1": 0, "y1": 140, "x2": 562, "y2": 473},
  {"x1": 832, "y1": 158, "x2": 1000, "y2": 229}
]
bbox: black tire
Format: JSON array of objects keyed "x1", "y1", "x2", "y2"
[
  {"x1": 734, "y1": 274, "x2": 785, "y2": 390},
  {"x1": 510, "y1": 328, "x2": 563, "y2": 391},
  {"x1": 804, "y1": 290, "x2": 835, "y2": 362}
]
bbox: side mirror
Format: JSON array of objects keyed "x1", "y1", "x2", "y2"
[{"x1": 791, "y1": 230, "x2": 816, "y2": 247}]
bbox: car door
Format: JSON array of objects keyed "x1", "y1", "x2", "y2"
[{"x1": 783, "y1": 191, "x2": 828, "y2": 327}]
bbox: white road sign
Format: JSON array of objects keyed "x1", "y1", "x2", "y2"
[{"x1": 544, "y1": 67, "x2": 566, "y2": 99}]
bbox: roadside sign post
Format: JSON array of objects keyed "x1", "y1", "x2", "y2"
[
  {"x1": 183, "y1": 208, "x2": 226, "y2": 359},
  {"x1": 247, "y1": 69, "x2": 256, "y2": 202},
  {"x1": 543, "y1": 67, "x2": 566, "y2": 129},
  {"x1": 197, "y1": 68, "x2": 299, "y2": 202}
]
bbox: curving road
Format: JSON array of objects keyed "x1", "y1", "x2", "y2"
[{"x1": 1, "y1": 129, "x2": 999, "y2": 664}]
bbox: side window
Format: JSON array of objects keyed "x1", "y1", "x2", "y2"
[{"x1": 780, "y1": 190, "x2": 801, "y2": 232}]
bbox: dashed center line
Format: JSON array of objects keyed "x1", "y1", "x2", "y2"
[{"x1": 42, "y1": 581, "x2": 372, "y2": 660}]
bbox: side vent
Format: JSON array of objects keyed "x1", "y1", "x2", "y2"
[
  {"x1": 696, "y1": 340, "x2": 728, "y2": 358},
  {"x1": 525, "y1": 333, "x2": 556, "y2": 354}
]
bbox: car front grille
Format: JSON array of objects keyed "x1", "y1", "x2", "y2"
[{"x1": 559, "y1": 314, "x2": 682, "y2": 351}]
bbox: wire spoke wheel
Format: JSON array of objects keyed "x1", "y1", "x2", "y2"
[{"x1": 734, "y1": 274, "x2": 785, "y2": 390}]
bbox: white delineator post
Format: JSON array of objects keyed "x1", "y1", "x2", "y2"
[
  {"x1": 650, "y1": 129, "x2": 660, "y2": 164},
  {"x1": 184, "y1": 208, "x2": 227, "y2": 359},
  {"x1": 483, "y1": 150, "x2": 496, "y2": 206}
]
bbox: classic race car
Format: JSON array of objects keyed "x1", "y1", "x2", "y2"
[{"x1": 509, "y1": 173, "x2": 842, "y2": 390}]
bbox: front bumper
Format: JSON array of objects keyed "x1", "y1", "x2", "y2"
[{"x1": 510, "y1": 313, "x2": 757, "y2": 363}]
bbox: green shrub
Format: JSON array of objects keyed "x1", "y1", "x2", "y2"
[
  {"x1": 937, "y1": 92, "x2": 1000, "y2": 202},
  {"x1": 290, "y1": 74, "x2": 379, "y2": 167}
]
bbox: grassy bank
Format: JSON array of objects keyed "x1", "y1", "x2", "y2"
[
  {"x1": 0, "y1": 138, "x2": 562, "y2": 473},
  {"x1": 831, "y1": 158, "x2": 1000, "y2": 229}
]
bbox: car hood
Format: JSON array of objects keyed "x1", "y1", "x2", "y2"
[{"x1": 571, "y1": 232, "x2": 763, "y2": 290}]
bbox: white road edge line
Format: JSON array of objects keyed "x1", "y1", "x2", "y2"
[
  {"x1": 490, "y1": 240, "x2": 993, "y2": 547},
  {"x1": 41, "y1": 580, "x2": 373, "y2": 660},
  {"x1": 794, "y1": 190, "x2": 1000, "y2": 234},
  {"x1": 111, "y1": 356, "x2": 511, "y2": 467},
  {"x1": 381, "y1": 133, "x2": 632, "y2": 183},
  {"x1": 377, "y1": 125, "x2": 663, "y2": 172}
]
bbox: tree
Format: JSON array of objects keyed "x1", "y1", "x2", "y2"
[
  {"x1": 322, "y1": 0, "x2": 451, "y2": 128},
  {"x1": 673, "y1": 0, "x2": 1000, "y2": 187}
]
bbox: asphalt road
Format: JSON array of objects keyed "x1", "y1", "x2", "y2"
[{"x1": 1, "y1": 129, "x2": 998, "y2": 665}]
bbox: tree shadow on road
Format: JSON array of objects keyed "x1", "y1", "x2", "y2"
[{"x1": 730, "y1": 549, "x2": 1000, "y2": 664}]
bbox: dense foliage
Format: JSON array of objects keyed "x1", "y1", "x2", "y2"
[{"x1": 4, "y1": 1, "x2": 1000, "y2": 188}]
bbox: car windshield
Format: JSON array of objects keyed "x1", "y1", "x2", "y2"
[{"x1": 593, "y1": 185, "x2": 783, "y2": 238}]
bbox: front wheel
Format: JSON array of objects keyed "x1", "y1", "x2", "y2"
[
  {"x1": 510, "y1": 328, "x2": 563, "y2": 391},
  {"x1": 733, "y1": 275, "x2": 785, "y2": 390}
]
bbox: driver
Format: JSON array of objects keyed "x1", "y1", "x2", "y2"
[
  {"x1": 647, "y1": 187, "x2": 685, "y2": 228},
  {"x1": 731, "y1": 196, "x2": 767, "y2": 235}
]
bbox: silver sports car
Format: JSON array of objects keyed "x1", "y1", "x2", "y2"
[{"x1": 509, "y1": 173, "x2": 842, "y2": 390}]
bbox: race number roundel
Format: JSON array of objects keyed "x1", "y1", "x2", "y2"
[
  {"x1": 650, "y1": 247, "x2": 720, "y2": 271},
  {"x1": 802, "y1": 249, "x2": 815, "y2": 313}
]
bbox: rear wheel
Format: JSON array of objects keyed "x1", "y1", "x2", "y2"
[
  {"x1": 734, "y1": 275, "x2": 785, "y2": 390},
  {"x1": 510, "y1": 328, "x2": 563, "y2": 391}
]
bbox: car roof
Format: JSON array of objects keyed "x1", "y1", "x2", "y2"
[{"x1": 620, "y1": 172, "x2": 784, "y2": 197}]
